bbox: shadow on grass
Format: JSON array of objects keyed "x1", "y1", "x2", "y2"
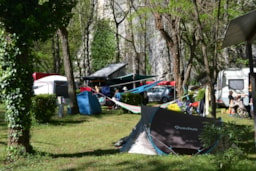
[
  {"x1": 47, "y1": 119, "x2": 88, "y2": 126},
  {"x1": 0, "y1": 141, "x2": 7, "y2": 146},
  {"x1": 47, "y1": 112, "x2": 110, "y2": 126},
  {"x1": 0, "y1": 115, "x2": 6, "y2": 127},
  {"x1": 36, "y1": 148, "x2": 119, "y2": 158},
  {"x1": 61, "y1": 159, "x2": 187, "y2": 171}
]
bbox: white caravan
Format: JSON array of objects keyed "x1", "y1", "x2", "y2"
[
  {"x1": 215, "y1": 68, "x2": 252, "y2": 108},
  {"x1": 33, "y1": 75, "x2": 69, "y2": 98}
]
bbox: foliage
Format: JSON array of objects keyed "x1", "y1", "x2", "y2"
[
  {"x1": 121, "y1": 93, "x2": 142, "y2": 113},
  {"x1": 91, "y1": 19, "x2": 116, "y2": 72},
  {"x1": 216, "y1": 146, "x2": 245, "y2": 171},
  {"x1": 200, "y1": 121, "x2": 252, "y2": 151},
  {"x1": 0, "y1": 25, "x2": 34, "y2": 159},
  {"x1": 0, "y1": 0, "x2": 77, "y2": 42},
  {"x1": 199, "y1": 120, "x2": 252, "y2": 170},
  {"x1": 30, "y1": 95, "x2": 57, "y2": 123},
  {"x1": 31, "y1": 39, "x2": 64, "y2": 74},
  {"x1": 195, "y1": 88, "x2": 205, "y2": 101},
  {"x1": 121, "y1": 93, "x2": 142, "y2": 106},
  {"x1": 210, "y1": 121, "x2": 252, "y2": 170}
]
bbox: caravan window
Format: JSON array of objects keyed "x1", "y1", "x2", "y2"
[{"x1": 228, "y1": 79, "x2": 244, "y2": 90}]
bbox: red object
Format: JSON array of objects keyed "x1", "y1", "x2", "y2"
[
  {"x1": 190, "y1": 101, "x2": 199, "y2": 107},
  {"x1": 32, "y1": 72, "x2": 59, "y2": 81},
  {"x1": 146, "y1": 81, "x2": 176, "y2": 86},
  {"x1": 80, "y1": 87, "x2": 92, "y2": 92}
]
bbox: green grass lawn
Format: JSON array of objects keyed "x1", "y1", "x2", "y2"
[{"x1": 0, "y1": 105, "x2": 256, "y2": 171}]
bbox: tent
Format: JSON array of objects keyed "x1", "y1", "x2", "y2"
[
  {"x1": 77, "y1": 91, "x2": 101, "y2": 115},
  {"x1": 118, "y1": 106, "x2": 221, "y2": 155},
  {"x1": 33, "y1": 75, "x2": 69, "y2": 98}
]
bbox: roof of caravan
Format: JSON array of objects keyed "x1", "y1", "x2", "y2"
[{"x1": 35, "y1": 75, "x2": 67, "y2": 82}]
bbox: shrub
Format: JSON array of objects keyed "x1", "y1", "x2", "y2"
[
  {"x1": 121, "y1": 93, "x2": 142, "y2": 113},
  {"x1": 30, "y1": 94, "x2": 57, "y2": 123},
  {"x1": 199, "y1": 121, "x2": 251, "y2": 170},
  {"x1": 121, "y1": 93, "x2": 142, "y2": 105},
  {"x1": 195, "y1": 88, "x2": 205, "y2": 101}
]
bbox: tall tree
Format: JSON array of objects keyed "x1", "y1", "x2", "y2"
[
  {"x1": 146, "y1": 0, "x2": 250, "y2": 117},
  {"x1": 147, "y1": 0, "x2": 184, "y2": 97},
  {"x1": 0, "y1": 0, "x2": 76, "y2": 159},
  {"x1": 110, "y1": 0, "x2": 129, "y2": 62},
  {"x1": 128, "y1": 0, "x2": 149, "y2": 75},
  {"x1": 58, "y1": 26, "x2": 79, "y2": 114},
  {"x1": 154, "y1": 0, "x2": 221, "y2": 116},
  {"x1": 72, "y1": 0, "x2": 95, "y2": 78},
  {"x1": 187, "y1": 0, "x2": 243, "y2": 117},
  {"x1": 51, "y1": 0, "x2": 79, "y2": 114},
  {"x1": 91, "y1": 19, "x2": 116, "y2": 72},
  {"x1": 52, "y1": 33, "x2": 61, "y2": 73}
]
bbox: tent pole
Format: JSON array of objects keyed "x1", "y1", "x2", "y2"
[{"x1": 246, "y1": 41, "x2": 256, "y2": 147}]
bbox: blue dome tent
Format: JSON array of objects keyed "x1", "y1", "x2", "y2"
[{"x1": 77, "y1": 91, "x2": 101, "y2": 115}]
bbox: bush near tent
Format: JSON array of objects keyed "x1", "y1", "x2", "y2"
[
  {"x1": 30, "y1": 94, "x2": 57, "y2": 123},
  {"x1": 118, "y1": 106, "x2": 221, "y2": 155},
  {"x1": 77, "y1": 91, "x2": 102, "y2": 115},
  {"x1": 120, "y1": 93, "x2": 142, "y2": 113},
  {"x1": 121, "y1": 93, "x2": 142, "y2": 105}
]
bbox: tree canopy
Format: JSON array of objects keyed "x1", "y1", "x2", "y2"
[{"x1": 91, "y1": 19, "x2": 116, "y2": 72}]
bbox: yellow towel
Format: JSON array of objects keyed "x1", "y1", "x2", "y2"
[{"x1": 167, "y1": 103, "x2": 182, "y2": 112}]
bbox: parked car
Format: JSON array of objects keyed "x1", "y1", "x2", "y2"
[{"x1": 147, "y1": 86, "x2": 175, "y2": 103}]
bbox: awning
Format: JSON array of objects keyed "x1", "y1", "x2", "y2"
[
  {"x1": 84, "y1": 62, "x2": 127, "y2": 80},
  {"x1": 222, "y1": 10, "x2": 256, "y2": 48},
  {"x1": 222, "y1": 10, "x2": 256, "y2": 148}
]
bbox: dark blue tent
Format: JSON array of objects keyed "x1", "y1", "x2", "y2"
[
  {"x1": 118, "y1": 106, "x2": 221, "y2": 155},
  {"x1": 77, "y1": 91, "x2": 101, "y2": 115}
]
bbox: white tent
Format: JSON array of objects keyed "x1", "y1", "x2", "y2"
[{"x1": 33, "y1": 75, "x2": 69, "y2": 98}]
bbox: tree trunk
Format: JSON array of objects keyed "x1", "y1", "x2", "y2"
[
  {"x1": 52, "y1": 33, "x2": 61, "y2": 73},
  {"x1": 192, "y1": 0, "x2": 216, "y2": 118},
  {"x1": 4, "y1": 48, "x2": 34, "y2": 158},
  {"x1": 8, "y1": 128, "x2": 33, "y2": 154},
  {"x1": 58, "y1": 27, "x2": 79, "y2": 114},
  {"x1": 153, "y1": 12, "x2": 183, "y2": 97}
]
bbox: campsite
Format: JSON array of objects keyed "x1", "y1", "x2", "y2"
[
  {"x1": 0, "y1": 103, "x2": 256, "y2": 170},
  {"x1": 1, "y1": 4, "x2": 256, "y2": 170},
  {"x1": 1, "y1": 68, "x2": 256, "y2": 170}
]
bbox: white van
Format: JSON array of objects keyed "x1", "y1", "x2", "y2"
[{"x1": 215, "y1": 68, "x2": 252, "y2": 107}]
